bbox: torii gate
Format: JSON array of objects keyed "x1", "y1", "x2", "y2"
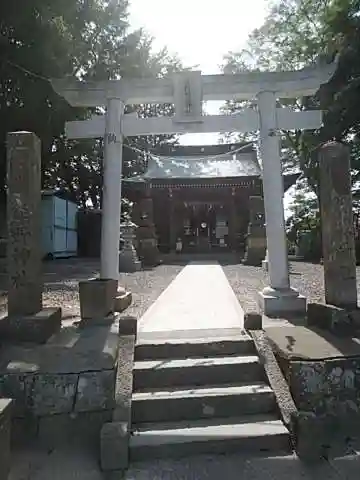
[{"x1": 51, "y1": 60, "x2": 337, "y2": 316}]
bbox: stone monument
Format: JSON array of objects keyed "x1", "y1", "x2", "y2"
[
  {"x1": 7, "y1": 131, "x2": 42, "y2": 316},
  {"x1": 0, "y1": 132, "x2": 61, "y2": 343},
  {"x1": 319, "y1": 141, "x2": 357, "y2": 309}
]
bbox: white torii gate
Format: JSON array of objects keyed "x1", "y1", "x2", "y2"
[{"x1": 51, "y1": 61, "x2": 337, "y2": 316}]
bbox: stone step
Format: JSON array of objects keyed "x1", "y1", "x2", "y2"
[
  {"x1": 130, "y1": 414, "x2": 291, "y2": 461},
  {"x1": 135, "y1": 331, "x2": 255, "y2": 361},
  {"x1": 132, "y1": 382, "x2": 276, "y2": 424},
  {"x1": 133, "y1": 355, "x2": 264, "y2": 390}
]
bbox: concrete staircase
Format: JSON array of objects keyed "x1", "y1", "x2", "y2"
[{"x1": 130, "y1": 329, "x2": 291, "y2": 460}]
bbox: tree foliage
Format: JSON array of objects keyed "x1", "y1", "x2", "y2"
[
  {"x1": 0, "y1": 0, "x2": 182, "y2": 208},
  {"x1": 222, "y1": 0, "x2": 360, "y2": 196}
]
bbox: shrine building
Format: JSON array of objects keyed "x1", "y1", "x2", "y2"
[{"x1": 124, "y1": 142, "x2": 298, "y2": 255}]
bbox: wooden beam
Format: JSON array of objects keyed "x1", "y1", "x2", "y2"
[
  {"x1": 51, "y1": 59, "x2": 338, "y2": 107},
  {"x1": 66, "y1": 116, "x2": 105, "y2": 139},
  {"x1": 65, "y1": 108, "x2": 323, "y2": 139}
]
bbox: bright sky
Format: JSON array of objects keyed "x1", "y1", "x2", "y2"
[
  {"x1": 129, "y1": 0, "x2": 268, "y2": 75},
  {"x1": 129, "y1": 1, "x2": 297, "y2": 215},
  {"x1": 129, "y1": 0, "x2": 269, "y2": 145}
]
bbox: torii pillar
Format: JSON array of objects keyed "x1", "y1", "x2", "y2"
[
  {"x1": 101, "y1": 98, "x2": 124, "y2": 280},
  {"x1": 257, "y1": 91, "x2": 305, "y2": 317}
]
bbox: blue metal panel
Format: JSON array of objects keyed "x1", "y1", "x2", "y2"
[
  {"x1": 54, "y1": 196, "x2": 67, "y2": 228},
  {"x1": 53, "y1": 226, "x2": 67, "y2": 257},
  {"x1": 66, "y1": 229, "x2": 78, "y2": 255},
  {"x1": 41, "y1": 193, "x2": 78, "y2": 258},
  {"x1": 41, "y1": 196, "x2": 54, "y2": 255},
  {"x1": 66, "y1": 201, "x2": 78, "y2": 230}
]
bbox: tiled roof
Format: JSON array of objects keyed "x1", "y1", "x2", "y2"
[{"x1": 126, "y1": 151, "x2": 261, "y2": 182}]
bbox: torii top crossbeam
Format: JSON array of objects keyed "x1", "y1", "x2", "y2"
[{"x1": 51, "y1": 59, "x2": 338, "y2": 108}]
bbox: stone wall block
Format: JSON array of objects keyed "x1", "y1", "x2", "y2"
[
  {"x1": 290, "y1": 361, "x2": 327, "y2": 412},
  {"x1": 307, "y1": 302, "x2": 353, "y2": 336},
  {"x1": 0, "y1": 399, "x2": 12, "y2": 480},
  {"x1": 0, "y1": 374, "x2": 35, "y2": 417},
  {"x1": 100, "y1": 421, "x2": 129, "y2": 471},
  {"x1": 290, "y1": 359, "x2": 360, "y2": 415},
  {"x1": 74, "y1": 370, "x2": 115, "y2": 412},
  {"x1": 30, "y1": 373, "x2": 78, "y2": 415},
  {"x1": 244, "y1": 312, "x2": 262, "y2": 330},
  {"x1": 294, "y1": 411, "x2": 326, "y2": 460},
  {"x1": 38, "y1": 410, "x2": 112, "y2": 450}
]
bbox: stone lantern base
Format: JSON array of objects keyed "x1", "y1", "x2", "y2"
[{"x1": 119, "y1": 222, "x2": 141, "y2": 273}]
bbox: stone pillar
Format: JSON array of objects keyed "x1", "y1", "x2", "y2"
[
  {"x1": 256, "y1": 91, "x2": 305, "y2": 316},
  {"x1": 243, "y1": 196, "x2": 267, "y2": 266},
  {"x1": 7, "y1": 132, "x2": 42, "y2": 316},
  {"x1": 319, "y1": 142, "x2": 357, "y2": 309}
]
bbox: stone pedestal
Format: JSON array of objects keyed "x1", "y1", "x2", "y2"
[
  {"x1": 119, "y1": 222, "x2": 141, "y2": 273},
  {"x1": 258, "y1": 286, "x2": 306, "y2": 317},
  {"x1": 0, "y1": 325, "x2": 119, "y2": 450},
  {"x1": 114, "y1": 287, "x2": 132, "y2": 314},
  {"x1": 79, "y1": 278, "x2": 118, "y2": 324},
  {"x1": 319, "y1": 142, "x2": 357, "y2": 309}
]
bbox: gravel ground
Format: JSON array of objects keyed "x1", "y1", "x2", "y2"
[
  {"x1": 1, "y1": 257, "x2": 360, "y2": 320},
  {"x1": 0, "y1": 259, "x2": 184, "y2": 320},
  {"x1": 223, "y1": 261, "x2": 339, "y2": 313}
]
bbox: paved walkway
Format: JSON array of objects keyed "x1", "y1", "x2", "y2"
[{"x1": 138, "y1": 262, "x2": 244, "y2": 334}]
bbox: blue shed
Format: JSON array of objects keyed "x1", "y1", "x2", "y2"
[{"x1": 41, "y1": 190, "x2": 78, "y2": 259}]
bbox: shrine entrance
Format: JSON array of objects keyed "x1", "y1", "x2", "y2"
[
  {"x1": 177, "y1": 202, "x2": 230, "y2": 253},
  {"x1": 52, "y1": 58, "x2": 337, "y2": 315}
]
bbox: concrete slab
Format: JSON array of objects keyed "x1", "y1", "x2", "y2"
[
  {"x1": 0, "y1": 321, "x2": 119, "y2": 374},
  {"x1": 10, "y1": 447, "x2": 357, "y2": 480},
  {"x1": 138, "y1": 262, "x2": 244, "y2": 334},
  {"x1": 125, "y1": 453, "x2": 345, "y2": 480},
  {"x1": 9, "y1": 447, "x2": 104, "y2": 480},
  {"x1": 265, "y1": 326, "x2": 360, "y2": 360},
  {"x1": 329, "y1": 454, "x2": 360, "y2": 478}
]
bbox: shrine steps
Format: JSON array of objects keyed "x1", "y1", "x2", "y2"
[{"x1": 130, "y1": 329, "x2": 291, "y2": 461}]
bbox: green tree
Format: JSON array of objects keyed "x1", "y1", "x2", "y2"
[
  {"x1": 0, "y1": 0, "x2": 182, "y2": 208},
  {"x1": 222, "y1": 0, "x2": 360, "y2": 196}
]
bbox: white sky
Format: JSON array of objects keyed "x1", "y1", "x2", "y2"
[
  {"x1": 128, "y1": 1, "x2": 295, "y2": 214},
  {"x1": 129, "y1": 0, "x2": 269, "y2": 145},
  {"x1": 129, "y1": 0, "x2": 268, "y2": 75}
]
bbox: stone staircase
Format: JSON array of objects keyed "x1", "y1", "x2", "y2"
[{"x1": 129, "y1": 329, "x2": 291, "y2": 461}]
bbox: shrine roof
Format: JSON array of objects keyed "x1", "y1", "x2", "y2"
[{"x1": 125, "y1": 143, "x2": 261, "y2": 182}]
